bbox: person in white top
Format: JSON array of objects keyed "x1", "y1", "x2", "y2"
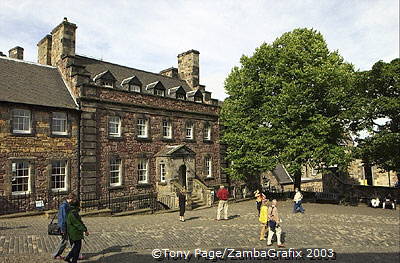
[
  {"x1": 371, "y1": 197, "x2": 380, "y2": 208},
  {"x1": 293, "y1": 188, "x2": 305, "y2": 213}
]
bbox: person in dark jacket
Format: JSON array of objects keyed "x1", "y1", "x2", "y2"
[
  {"x1": 65, "y1": 201, "x2": 89, "y2": 263},
  {"x1": 52, "y1": 193, "x2": 75, "y2": 260},
  {"x1": 178, "y1": 189, "x2": 187, "y2": 222}
]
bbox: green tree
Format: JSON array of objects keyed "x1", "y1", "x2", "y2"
[
  {"x1": 221, "y1": 28, "x2": 354, "y2": 188},
  {"x1": 350, "y1": 59, "x2": 400, "y2": 174}
]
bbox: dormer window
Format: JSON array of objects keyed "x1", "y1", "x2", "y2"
[
  {"x1": 155, "y1": 89, "x2": 165, "y2": 97},
  {"x1": 101, "y1": 81, "x2": 114, "y2": 88},
  {"x1": 194, "y1": 96, "x2": 203, "y2": 103},
  {"x1": 177, "y1": 94, "x2": 186, "y2": 100},
  {"x1": 187, "y1": 89, "x2": 203, "y2": 103},
  {"x1": 146, "y1": 81, "x2": 166, "y2": 97},
  {"x1": 130, "y1": 85, "x2": 141, "y2": 92},
  {"x1": 93, "y1": 70, "x2": 117, "y2": 88},
  {"x1": 169, "y1": 86, "x2": 186, "y2": 100},
  {"x1": 122, "y1": 76, "x2": 142, "y2": 93}
]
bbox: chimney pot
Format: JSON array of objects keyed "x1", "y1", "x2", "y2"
[{"x1": 9, "y1": 46, "x2": 24, "y2": 60}]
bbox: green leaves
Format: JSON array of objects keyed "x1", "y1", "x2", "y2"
[
  {"x1": 221, "y1": 28, "x2": 354, "y2": 184},
  {"x1": 350, "y1": 59, "x2": 400, "y2": 172}
]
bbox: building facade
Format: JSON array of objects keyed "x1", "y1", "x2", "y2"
[
  {"x1": 0, "y1": 52, "x2": 79, "y2": 203},
  {"x1": 0, "y1": 18, "x2": 225, "y2": 212}
]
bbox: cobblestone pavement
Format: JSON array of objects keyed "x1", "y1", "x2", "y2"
[{"x1": 0, "y1": 200, "x2": 399, "y2": 263}]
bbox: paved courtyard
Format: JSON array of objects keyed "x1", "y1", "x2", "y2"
[{"x1": 0, "y1": 200, "x2": 399, "y2": 263}]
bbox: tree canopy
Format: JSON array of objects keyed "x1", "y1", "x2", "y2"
[
  {"x1": 349, "y1": 59, "x2": 400, "y2": 173},
  {"x1": 221, "y1": 28, "x2": 354, "y2": 187}
]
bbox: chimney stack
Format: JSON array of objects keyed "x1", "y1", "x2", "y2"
[
  {"x1": 178, "y1": 50, "x2": 199, "y2": 89},
  {"x1": 160, "y1": 67, "x2": 179, "y2": 78},
  {"x1": 9, "y1": 46, "x2": 24, "y2": 60},
  {"x1": 37, "y1": 17, "x2": 77, "y2": 66}
]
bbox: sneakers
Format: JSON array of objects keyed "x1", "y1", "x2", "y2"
[
  {"x1": 78, "y1": 255, "x2": 85, "y2": 260},
  {"x1": 53, "y1": 255, "x2": 64, "y2": 260},
  {"x1": 277, "y1": 244, "x2": 285, "y2": 248}
]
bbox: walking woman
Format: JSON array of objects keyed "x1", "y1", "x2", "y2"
[
  {"x1": 178, "y1": 188, "x2": 187, "y2": 222},
  {"x1": 65, "y1": 200, "x2": 89, "y2": 263}
]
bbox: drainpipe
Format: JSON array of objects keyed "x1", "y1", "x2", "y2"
[{"x1": 77, "y1": 100, "x2": 81, "y2": 201}]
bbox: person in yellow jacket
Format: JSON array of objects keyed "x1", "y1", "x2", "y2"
[{"x1": 258, "y1": 199, "x2": 269, "y2": 241}]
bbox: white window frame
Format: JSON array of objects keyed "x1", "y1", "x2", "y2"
[
  {"x1": 205, "y1": 156, "x2": 212, "y2": 178},
  {"x1": 12, "y1": 109, "x2": 31, "y2": 134},
  {"x1": 160, "y1": 163, "x2": 166, "y2": 183},
  {"x1": 109, "y1": 116, "x2": 121, "y2": 137},
  {"x1": 195, "y1": 96, "x2": 203, "y2": 103},
  {"x1": 52, "y1": 112, "x2": 68, "y2": 135},
  {"x1": 162, "y1": 120, "x2": 172, "y2": 139},
  {"x1": 137, "y1": 118, "x2": 148, "y2": 138},
  {"x1": 138, "y1": 159, "x2": 149, "y2": 184},
  {"x1": 102, "y1": 80, "x2": 114, "y2": 88},
  {"x1": 11, "y1": 161, "x2": 31, "y2": 195},
  {"x1": 204, "y1": 123, "x2": 211, "y2": 140},
  {"x1": 110, "y1": 158, "x2": 122, "y2": 187},
  {"x1": 51, "y1": 160, "x2": 68, "y2": 191},
  {"x1": 177, "y1": 94, "x2": 186, "y2": 100},
  {"x1": 155, "y1": 89, "x2": 165, "y2": 96},
  {"x1": 130, "y1": 85, "x2": 141, "y2": 92},
  {"x1": 186, "y1": 122, "x2": 194, "y2": 139}
]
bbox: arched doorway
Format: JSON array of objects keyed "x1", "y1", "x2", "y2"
[{"x1": 178, "y1": 165, "x2": 187, "y2": 188}]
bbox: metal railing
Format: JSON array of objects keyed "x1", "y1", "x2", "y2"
[{"x1": 0, "y1": 191, "x2": 157, "y2": 216}]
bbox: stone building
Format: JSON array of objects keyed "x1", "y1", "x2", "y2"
[
  {"x1": 0, "y1": 18, "x2": 224, "y2": 211},
  {"x1": 0, "y1": 49, "x2": 79, "y2": 201}
]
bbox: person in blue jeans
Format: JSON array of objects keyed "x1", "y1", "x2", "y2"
[
  {"x1": 52, "y1": 193, "x2": 76, "y2": 260},
  {"x1": 293, "y1": 188, "x2": 305, "y2": 213}
]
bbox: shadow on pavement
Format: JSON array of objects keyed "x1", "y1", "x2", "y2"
[
  {"x1": 83, "y1": 245, "x2": 133, "y2": 260},
  {"x1": 228, "y1": 214, "x2": 240, "y2": 220},
  {"x1": 0, "y1": 225, "x2": 28, "y2": 231},
  {"x1": 184, "y1": 216, "x2": 200, "y2": 221},
  {"x1": 82, "y1": 250, "x2": 400, "y2": 263}
]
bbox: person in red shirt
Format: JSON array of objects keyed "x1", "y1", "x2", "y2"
[{"x1": 216, "y1": 185, "x2": 229, "y2": 220}]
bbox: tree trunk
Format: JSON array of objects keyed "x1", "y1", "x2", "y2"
[{"x1": 294, "y1": 169, "x2": 302, "y2": 190}]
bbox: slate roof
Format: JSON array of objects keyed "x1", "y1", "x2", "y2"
[
  {"x1": 0, "y1": 57, "x2": 77, "y2": 109},
  {"x1": 272, "y1": 164, "x2": 294, "y2": 185},
  {"x1": 75, "y1": 55, "x2": 193, "y2": 94}
]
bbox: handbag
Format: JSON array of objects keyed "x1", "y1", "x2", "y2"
[{"x1": 48, "y1": 213, "x2": 62, "y2": 236}]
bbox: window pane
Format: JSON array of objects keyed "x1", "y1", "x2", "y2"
[
  {"x1": 160, "y1": 163, "x2": 166, "y2": 182},
  {"x1": 162, "y1": 120, "x2": 171, "y2": 138},
  {"x1": 52, "y1": 112, "x2": 67, "y2": 134},
  {"x1": 110, "y1": 158, "x2": 121, "y2": 186},
  {"x1": 137, "y1": 119, "x2": 148, "y2": 138},
  {"x1": 138, "y1": 159, "x2": 148, "y2": 183},
  {"x1": 109, "y1": 116, "x2": 121, "y2": 136},
  {"x1": 12, "y1": 161, "x2": 29, "y2": 193},
  {"x1": 186, "y1": 123, "x2": 193, "y2": 139},
  {"x1": 12, "y1": 109, "x2": 31, "y2": 133},
  {"x1": 51, "y1": 160, "x2": 67, "y2": 190}
]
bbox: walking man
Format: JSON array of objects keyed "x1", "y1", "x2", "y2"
[
  {"x1": 52, "y1": 193, "x2": 75, "y2": 260},
  {"x1": 65, "y1": 200, "x2": 89, "y2": 263},
  {"x1": 293, "y1": 188, "x2": 305, "y2": 213},
  {"x1": 267, "y1": 199, "x2": 285, "y2": 248},
  {"x1": 216, "y1": 185, "x2": 229, "y2": 220}
]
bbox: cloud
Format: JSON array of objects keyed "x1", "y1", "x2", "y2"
[{"x1": 0, "y1": 0, "x2": 398, "y2": 100}]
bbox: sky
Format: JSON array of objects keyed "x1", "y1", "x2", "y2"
[{"x1": 0, "y1": 0, "x2": 398, "y2": 100}]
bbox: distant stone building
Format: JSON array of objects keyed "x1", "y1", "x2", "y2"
[{"x1": 0, "y1": 18, "x2": 225, "y2": 210}]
